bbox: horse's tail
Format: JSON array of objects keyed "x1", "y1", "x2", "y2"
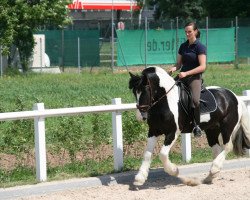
[{"x1": 233, "y1": 99, "x2": 250, "y2": 155}]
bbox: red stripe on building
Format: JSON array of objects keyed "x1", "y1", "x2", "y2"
[{"x1": 68, "y1": 1, "x2": 140, "y2": 10}]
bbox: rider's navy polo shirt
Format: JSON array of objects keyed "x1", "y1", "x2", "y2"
[{"x1": 178, "y1": 39, "x2": 206, "y2": 73}]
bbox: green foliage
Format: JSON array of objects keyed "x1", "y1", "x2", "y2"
[
  {"x1": 91, "y1": 114, "x2": 112, "y2": 145},
  {"x1": 0, "y1": 0, "x2": 71, "y2": 71},
  {"x1": 49, "y1": 115, "x2": 90, "y2": 162},
  {"x1": 0, "y1": 96, "x2": 34, "y2": 159},
  {"x1": 147, "y1": 0, "x2": 250, "y2": 20},
  {"x1": 4, "y1": 66, "x2": 22, "y2": 77},
  {"x1": 0, "y1": 166, "x2": 36, "y2": 187},
  {"x1": 122, "y1": 111, "x2": 148, "y2": 145},
  {"x1": 203, "y1": 0, "x2": 250, "y2": 18},
  {"x1": 148, "y1": 0, "x2": 205, "y2": 21}
]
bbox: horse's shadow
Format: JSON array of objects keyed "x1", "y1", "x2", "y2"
[{"x1": 98, "y1": 168, "x2": 183, "y2": 191}]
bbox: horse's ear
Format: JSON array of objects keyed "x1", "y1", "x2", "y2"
[
  {"x1": 129, "y1": 72, "x2": 141, "y2": 89},
  {"x1": 129, "y1": 71, "x2": 135, "y2": 78}
]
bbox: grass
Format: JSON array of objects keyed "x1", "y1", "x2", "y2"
[
  {"x1": 0, "y1": 64, "x2": 249, "y2": 188},
  {"x1": 203, "y1": 64, "x2": 250, "y2": 94}
]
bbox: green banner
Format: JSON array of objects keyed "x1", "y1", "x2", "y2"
[
  {"x1": 116, "y1": 28, "x2": 235, "y2": 66},
  {"x1": 116, "y1": 30, "x2": 177, "y2": 66},
  {"x1": 238, "y1": 27, "x2": 250, "y2": 57},
  {"x1": 38, "y1": 30, "x2": 100, "y2": 67}
]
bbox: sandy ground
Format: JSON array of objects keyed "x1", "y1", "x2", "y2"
[{"x1": 18, "y1": 167, "x2": 250, "y2": 200}]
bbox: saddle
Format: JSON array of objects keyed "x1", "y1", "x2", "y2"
[{"x1": 177, "y1": 80, "x2": 217, "y2": 116}]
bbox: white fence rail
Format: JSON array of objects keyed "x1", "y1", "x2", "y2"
[{"x1": 0, "y1": 91, "x2": 249, "y2": 182}]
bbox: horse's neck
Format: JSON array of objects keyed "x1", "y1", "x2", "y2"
[{"x1": 157, "y1": 73, "x2": 176, "y2": 92}]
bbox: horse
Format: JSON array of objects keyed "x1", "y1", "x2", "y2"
[{"x1": 129, "y1": 66, "x2": 250, "y2": 186}]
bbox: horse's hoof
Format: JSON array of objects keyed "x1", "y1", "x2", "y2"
[
  {"x1": 133, "y1": 180, "x2": 144, "y2": 186},
  {"x1": 203, "y1": 176, "x2": 213, "y2": 184},
  {"x1": 166, "y1": 167, "x2": 179, "y2": 176},
  {"x1": 134, "y1": 173, "x2": 146, "y2": 186}
]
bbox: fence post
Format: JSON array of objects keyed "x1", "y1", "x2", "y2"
[
  {"x1": 33, "y1": 103, "x2": 47, "y2": 182},
  {"x1": 181, "y1": 133, "x2": 192, "y2": 162},
  {"x1": 112, "y1": 98, "x2": 123, "y2": 171},
  {"x1": 243, "y1": 90, "x2": 250, "y2": 156}
]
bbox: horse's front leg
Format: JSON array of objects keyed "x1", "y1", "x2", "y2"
[
  {"x1": 159, "y1": 132, "x2": 179, "y2": 176},
  {"x1": 134, "y1": 136, "x2": 157, "y2": 186}
]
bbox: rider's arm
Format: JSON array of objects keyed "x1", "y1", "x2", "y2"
[
  {"x1": 170, "y1": 54, "x2": 182, "y2": 73},
  {"x1": 184, "y1": 54, "x2": 206, "y2": 76}
]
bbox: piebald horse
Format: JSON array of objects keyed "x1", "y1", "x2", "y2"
[{"x1": 129, "y1": 66, "x2": 250, "y2": 186}]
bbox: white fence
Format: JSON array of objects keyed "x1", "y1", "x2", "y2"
[{"x1": 0, "y1": 91, "x2": 249, "y2": 182}]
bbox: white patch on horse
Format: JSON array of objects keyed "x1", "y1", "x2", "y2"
[
  {"x1": 206, "y1": 86, "x2": 221, "y2": 89},
  {"x1": 136, "y1": 109, "x2": 143, "y2": 121},
  {"x1": 134, "y1": 136, "x2": 157, "y2": 186},
  {"x1": 154, "y1": 67, "x2": 180, "y2": 131},
  {"x1": 160, "y1": 144, "x2": 179, "y2": 176},
  {"x1": 136, "y1": 91, "x2": 141, "y2": 104},
  {"x1": 237, "y1": 97, "x2": 250, "y2": 141},
  {"x1": 201, "y1": 113, "x2": 211, "y2": 122},
  {"x1": 211, "y1": 144, "x2": 222, "y2": 158}
]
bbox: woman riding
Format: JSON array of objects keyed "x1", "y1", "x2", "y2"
[{"x1": 169, "y1": 22, "x2": 207, "y2": 137}]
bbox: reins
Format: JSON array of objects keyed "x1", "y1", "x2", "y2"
[{"x1": 136, "y1": 76, "x2": 177, "y2": 112}]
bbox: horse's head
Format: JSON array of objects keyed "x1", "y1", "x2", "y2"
[
  {"x1": 129, "y1": 72, "x2": 150, "y2": 120},
  {"x1": 129, "y1": 67, "x2": 169, "y2": 120},
  {"x1": 129, "y1": 66, "x2": 176, "y2": 120}
]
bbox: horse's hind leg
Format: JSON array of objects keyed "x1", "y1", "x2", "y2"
[
  {"x1": 134, "y1": 136, "x2": 157, "y2": 186},
  {"x1": 159, "y1": 133, "x2": 179, "y2": 176},
  {"x1": 203, "y1": 131, "x2": 234, "y2": 184}
]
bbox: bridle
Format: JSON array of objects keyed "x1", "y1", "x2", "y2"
[{"x1": 136, "y1": 76, "x2": 177, "y2": 113}]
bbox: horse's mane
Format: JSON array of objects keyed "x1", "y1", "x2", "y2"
[{"x1": 143, "y1": 66, "x2": 176, "y2": 92}]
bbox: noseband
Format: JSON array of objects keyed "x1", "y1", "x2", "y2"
[{"x1": 136, "y1": 77, "x2": 177, "y2": 113}]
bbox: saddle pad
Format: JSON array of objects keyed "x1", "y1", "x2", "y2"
[{"x1": 200, "y1": 89, "x2": 217, "y2": 114}]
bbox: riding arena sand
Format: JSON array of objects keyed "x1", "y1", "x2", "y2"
[{"x1": 16, "y1": 165, "x2": 250, "y2": 200}]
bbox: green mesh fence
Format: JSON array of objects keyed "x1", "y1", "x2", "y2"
[
  {"x1": 238, "y1": 27, "x2": 250, "y2": 57},
  {"x1": 202, "y1": 28, "x2": 235, "y2": 62},
  {"x1": 38, "y1": 30, "x2": 100, "y2": 67},
  {"x1": 116, "y1": 28, "x2": 235, "y2": 66}
]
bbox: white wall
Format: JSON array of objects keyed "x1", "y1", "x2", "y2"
[{"x1": 31, "y1": 34, "x2": 45, "y2": 68}]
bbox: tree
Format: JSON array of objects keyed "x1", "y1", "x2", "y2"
[
  {"x1": 148, "y1": 0, "x2": 205, "y2": 21},
  {"x1": 203, "y1": 0, "x2": 250, "y2": 18},
  {"x1": 0, "y1": 0, "x2": 71, "y2": 72}
]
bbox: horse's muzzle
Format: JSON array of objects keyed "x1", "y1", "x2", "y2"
[
  {"x1": 136, "y1": 104, "x2": 150, "y2": 113},
  {"x1": 140, "y1": 111, "x2": 148, "y2": 121}
]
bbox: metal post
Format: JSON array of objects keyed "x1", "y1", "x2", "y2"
[
  {"x1": 112, "y1": 98, "x2": 123, "y2": 171},
  {"x1": 235, "y1": 16, "x2": 239, "y2": 69},
  {"x1": 145, "y1": 17, "x2": 148, "y2": 68},
  {"x1": 78, "y1": 37, "x2": 80, "y2": 73},
  {"x1": 111, "y1": 0, "x2": 114, "y2": 72},
  {"x1": 206, "y1": 16, "x2": 209, "y2": 65},
  {"x1": 130, "y1": 0, "x2": 133, "y2": 22},
  {"x1": 33, "y1": 103, "x2": 47, "y2": 182},
  {"x1": 61, "y1": 29, "x2": 65, "y2": 72},
  {"x1": 176, "y1": 17, "x2": 179, "y2": 60}
]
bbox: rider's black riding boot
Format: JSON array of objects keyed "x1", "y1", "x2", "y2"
[{"x1": 192, "y1": 107, "x2": 202, "y2": 137}]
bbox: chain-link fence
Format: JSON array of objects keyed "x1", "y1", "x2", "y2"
[{"x1": 38, "y1": 17, "x2": 250, "y2": 68}]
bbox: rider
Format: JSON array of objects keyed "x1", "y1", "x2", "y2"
[{"x1": 169, "y1": 22, "x2": 207, "y2": 137}]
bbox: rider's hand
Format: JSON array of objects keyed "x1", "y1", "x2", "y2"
[
  {"x1": 168, "y1": 67, "x2": 177, "y2": 75},
  {"x1": 178, "y1": 72, "x2": 188, "y2": 79}
]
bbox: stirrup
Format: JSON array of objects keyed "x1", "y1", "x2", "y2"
[{"x1": 193, "y1": 126, "x2": 202, "y2": 137}]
